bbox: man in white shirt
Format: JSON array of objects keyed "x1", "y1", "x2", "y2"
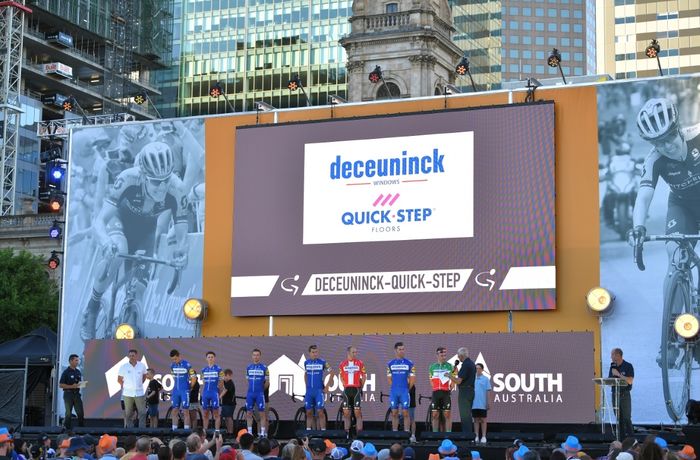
[{"x1": 118, "y1": 349, "x2": 148, "y2": 427}]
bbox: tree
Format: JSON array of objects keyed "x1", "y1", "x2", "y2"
[{"x1": 0, "y1": 249, "x2": 58, "y2": 343}]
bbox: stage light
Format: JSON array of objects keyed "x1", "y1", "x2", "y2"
[
  {"x1": 62, "y1": 96, "x2": 76, "y2": 112},
  {"x1": 455, "y1": 57, "x2": 470, "y2": 76},
  {"x1": 674, "y1": 313, "x2": 699, "y2": 340},
  {"x1": 454, "y1": 56, "x2": 477, "y2": 92},
  {"x1": 115, "y1": 323, "x2": 135, "y2": 340},
  {"x1": 547, "y1": 48, "x2": 567, "y2": 85},
  {"x1": 524, "y1": 77, "x2": 542, "y2": 103},
  {"x1": 133, "y1": 93, "x2": 146, "y2": 105},
  {"x1": 48, "y1": 221, "x2": 62, "y2": 239},
  {"x1": 47, "y1": 251, "x2": 61, "y2": 270},
  {"x1": 183, "y1": 298, "x2": 208, "y2": 321},
  {"x1": 48, "y1": 193, "x2": 64, "y2": 212},
  {"x1": 287, "y1": 75, "x2": 301, "y2": 91},
  {"x1": 646, "y1": 39, "x2": 660, "y2": 58},
  {"x1": 586, "y1": 287, "x2": 614, "y2": 315},
  {"x1": 369, "y1": 66, "x2": 383, "y2": 83},
  {"x1": 209, "y1": 83, "x2": 223, "y2": 98},
  {"x1": 645, "y1": 39, "x2": 664, "y2": 76}
]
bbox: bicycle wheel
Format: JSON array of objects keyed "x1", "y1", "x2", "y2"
[
  {"x1": 294, "y1": 407, "x2": 307, "y2": 431},
  {"x1": 236, "y1": 407, "x2": 247, "y2": 431},
  {"x1": 267, "y1": 407, "x2": 279, "y2": 437},
  {"x1": 661, "y1": 270, "x2": 693, "y2": 421},
  {"x1": 384, "y1": 408, "x2": 392, "y2": 431},
  {"x1": 425, "y1": 408, "x2": 432, "y2": 433},
  {"x1": 336, "y1": 406, "x2": 344, "y2": 430},
  {"x1": 165, "y1": 407, "x2": 176, "y2": 427}
]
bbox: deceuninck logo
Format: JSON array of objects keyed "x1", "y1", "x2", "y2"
[{"x1": 303, "y1": 131, "x2": 474, "y2": 245}]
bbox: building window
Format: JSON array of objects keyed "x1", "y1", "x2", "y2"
[
  {"x1": 573, "y1": 24, "x2": 582, "y2": 33},
  {"x1": 561, "y1": 9, "x2": 570, "y2": 18},
  {"x1": 510, "y1": 35, "x2": 519, "y2": 44},
  {"x1": 377, "y1": 81, "x2": 400, "y2": 99},
  {"x1": 536, "y1": 22, "x2": 544, "y2": 31},
  {"x1": 523, "y1": 50, "x2": 532, "y2": 59},
  {"x1": 536, "y1": 64, "x2": 545, "y2": 73},
  {"x1": 523, "y1": 7, "x2": 531, "y2": 15},
  {"x1": 561, "y1": 23, "x2": 570, "y2": 32},
  {"x1": 385, "y1": 3, "x2": 398, "y2": 13},
  {"x1": 523, "y1": 36, "x2": 532, "y2": 44},
  {"x1": 523, "y1": 21, "x2": 532, "y2": 30},
  {"x1": 548, "y1": 8, "x2": 557, "y2": 17},
  {"x1": 535, "y1": 36, "x2": 544, "y2": 45},
  {"x1": 561, "y1": 37, "x2": 570, "y2": 46},
  {"x1": 535, "y1": 8, "x2": 544, "y2": 16},
  {"x1": 509, "y1": 20, "x2": 519, "y2": 29},
  {"x1": 548, "y1": 23, "x2": 557, "y2": 32},
  {"x1": 548, "y1": 36, "x2": 557, "y2": 45},
  {"x1": 536, "y1": 50, "x2": 545, "y2": 59}
]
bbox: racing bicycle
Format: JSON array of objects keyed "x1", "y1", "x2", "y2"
[
  {"x1": 94, "y1": 251, "x2": 180, "y2": 339},
  {"x1": 634, "y1": 233, "x2": 700, "y2": 421},
  {"x1": 162, "y1": 392, "x2": 203, "y2": 429},
  {"x1": 291, "y1": 393, "x2": 329, "y2": 431},
  {"x1": 234, "y1": 395, "x2": 279, "y2": 437}
]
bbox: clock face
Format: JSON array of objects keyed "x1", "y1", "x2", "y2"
[
  {"x1": 184, "y1": 298, "x2": 203, "y2": 319},
  {"x1": 587, "y1": 287, "x2": 611, "y2": 312},
  {"x1": 115, "y1": 323, "x2": 135, "y2": 340}
]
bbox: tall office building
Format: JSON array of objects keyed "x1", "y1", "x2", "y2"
[
  {"x1": 500, "y1": 0, "x2": 596, "y2": 82},
  {"x1": 597, "y1": 0, "x2": 700, "y2": 79},
  {"x1": 450, "y1": 0, "x2": 502, "y2": 91},
  {"x1": 162, "y1": 0, "x2": 351, "y2": 117}
]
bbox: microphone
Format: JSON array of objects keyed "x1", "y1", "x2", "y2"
[{"x1": 454, "y1": 359, "x2": 460, "y2": 367}]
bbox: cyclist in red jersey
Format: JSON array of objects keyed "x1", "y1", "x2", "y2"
[{"x1": 338, "y1": 346, "x2": 366, "y2": 435}]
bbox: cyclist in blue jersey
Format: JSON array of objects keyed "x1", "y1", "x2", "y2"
[
  {"x1": 201, "y1": 351, "x2": 225, "y2": 430},
  {"x1": 246, "y1": 348, "x2": 269, "y2": 437},
  {"x1": 304, "y1": 344, "x2": 334, "y2": 430},
  {"x1": 386, "y1": 342, "x2": 416, "y2": 442},
  {"x1": 169, "y1": 349, "x2": 196, "y2": 430}
]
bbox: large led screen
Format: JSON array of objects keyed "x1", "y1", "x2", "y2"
[
  {"x1": 231, "y1": 104, "x2": 555, "y2": 316},
  {"x1": 82, "y1": 332, "x2": 593, "y2": 423}
]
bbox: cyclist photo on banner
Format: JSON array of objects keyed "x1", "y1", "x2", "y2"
[{"x1": 598, "y1": 76, "x2": 700, "y2": 425}]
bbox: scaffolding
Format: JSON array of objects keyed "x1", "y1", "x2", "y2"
[
  {"x1": 103, "y1": 0, "x2": 135, "y2": 113},
  {"x1": 0, "y1": 1, "x2": 31, "y2": 215}
]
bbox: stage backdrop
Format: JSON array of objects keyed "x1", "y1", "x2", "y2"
[
  {"x1": 597, "y1": 75, "x2": 700, "y2": 424},
  {"x1": 231, "y1": 103, "x2": 556, "y2": 316},
  {"x1": 83, "y1": 332, "x2": 594, "y2": 423},
  {"x1": 61, "y1": 120, "x2": 206, "y2": 383}
]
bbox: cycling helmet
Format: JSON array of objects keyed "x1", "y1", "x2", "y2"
[
  {"x1": 138, "y1": 141, "x2": 174, "y2": 180},
  {"x1": 636, "y1": 97, "x2": 679, "y2": 140}
]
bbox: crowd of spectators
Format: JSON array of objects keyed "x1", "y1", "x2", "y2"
[{"x1": 0, "y1": 428, "x2": 695, "y2": 460}]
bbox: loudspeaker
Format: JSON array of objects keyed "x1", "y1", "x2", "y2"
[
  {"x1": 358, "y1": 430, "x2": 410, "y2": 440},
  {"x1": 295, "y1": 430, "x2": 347, "y2": 439},
  {"x1": 488, "y1": 432, "x2": 544, "y2": 442},
  {"x1": 420, "y1": 432, "x2": 475, "y2": 442},
  {"x1": 19, "y1": 427, "x2": 64, "y2": 435}
]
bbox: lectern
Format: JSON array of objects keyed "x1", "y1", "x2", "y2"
[{"x1": 593, "y1": 377, "x2": 628, "y2": 440}]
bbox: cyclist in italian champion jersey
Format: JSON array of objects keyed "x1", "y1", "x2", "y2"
[
  {"x1": 630, "y1": 97, "x2": 700, "y2": 366},
  {"x1": 201, "y1": 351, "x2": 225, "y2": 430},
  {"x1": 304, "y1": 344, "x2": 333, "y2": 430},
  {"x1": 429, "y1": 347, "x2": 454, "y2": 432},
  {"x1": 81, "y1": 142, "x2": 189, "y2": 340},
  {"x1": 338, "y1": 345, "x2": 366, "y2": 435},
  {"x1": 386, "y1": 342, "x2": 416, "y2": 439},
  {"x1": 169, "y1": 349, "x2": 196, "y2": 430},
  {"x1": 245, "y1": 348, "x2": 269, "y2": 436}
]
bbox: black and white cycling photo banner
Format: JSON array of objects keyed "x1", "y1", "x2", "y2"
[
  {"x1": 598, "y1": 75, "x2": 700, "y2": 424},
  {"x1": 60, "y1": 120, "x2": 206, "y2": 381}
]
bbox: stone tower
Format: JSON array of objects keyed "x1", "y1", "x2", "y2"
[{"x1": 340, "y1": 0, "x2": 464, "y2": 102}]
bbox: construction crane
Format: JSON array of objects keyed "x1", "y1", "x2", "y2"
[{"x1": 0, "y1": 0, "x2": 31, "y2": 215}]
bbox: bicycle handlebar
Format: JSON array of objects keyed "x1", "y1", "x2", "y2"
[
  {"x1": 634, "y1": 234, "x2": 700, "y2": 271},
  {"x1": 417, "y1": 394, "x2": 432, "y2": 405},
  {"x1": 116, "y1": 252, "x2": 182, "y2": 294},
  {"x1": 329, "y1": 393, "x2": 343, "y2": 403}
]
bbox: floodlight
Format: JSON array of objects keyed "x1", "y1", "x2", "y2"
[
  {"x1": 645, "y1": 39, "x2": 664, "y2": 76},
  {"x1": 586, "y1": 287, "x2": 614, "y2": 315},
  {"x1": 49, "y1": 220, "x2": 62, "y2": 239},
  {"x1": 115, "y1": 323, "x2": 136, "y2": 340},
  {"x1": 328, "y1": 95, "x2": 347, "y2": 105},
  {"x1": 547, "y1": 48, "x2": 567, "y2": 85},
  {"x1": 183, "y1": 298, "x2": 208, "y2": 321},
  {"x1": 369, "y1": 66, "x2": 383, "y2": 83},
  {"x1": 674, "y1": 313, "x2": 699, "y2": 340},
  {"x1": 47, "y1": 251, "x2": 61, "y2": 270}
]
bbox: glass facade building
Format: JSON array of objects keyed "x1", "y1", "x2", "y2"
[
  {"x1": 161, "y1": 0, "x2": 351, "y2": 117},
  {"x1": 597, "y1": 0, "x2": 700, "y2": 80},
  {"x1": 499, "y1": 0, "x2": 595, "y2": 82}
]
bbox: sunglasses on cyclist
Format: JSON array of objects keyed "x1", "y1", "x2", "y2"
[{"x1": 147, "y1": 176, "x2": 170, "y2": 186}]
